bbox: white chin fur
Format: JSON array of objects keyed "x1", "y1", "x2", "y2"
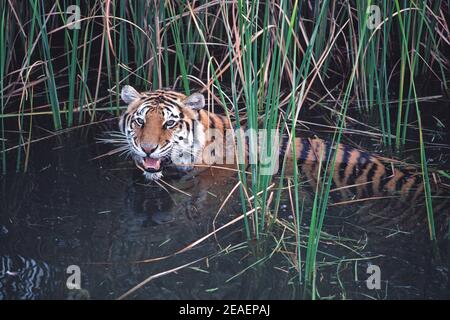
[{"x1": 143, "y1": 171, "x2": 163, "y2": 181}]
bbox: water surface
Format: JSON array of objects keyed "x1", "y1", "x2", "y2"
[{"x1": 0, "y1": 122, "x2": 449, "y2": 299}]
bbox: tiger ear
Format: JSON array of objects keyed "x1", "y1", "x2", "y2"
[
  {"x1": 121, "y1": 85, "x2": 141, "y2": 104},
  {"x1": 184, "y1": 92, "x2": 205, "y2": 110}
]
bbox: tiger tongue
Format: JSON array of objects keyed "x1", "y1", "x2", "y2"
[{"x1": 143, "y1": 157, "x2": 161, "y2": 170}]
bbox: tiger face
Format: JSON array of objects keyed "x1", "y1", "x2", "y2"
[{"x1": 119, "y1": 85, "x2": 206, "y2": 180}]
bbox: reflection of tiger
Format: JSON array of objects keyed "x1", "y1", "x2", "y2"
[
  {"x1": 115, "y1": 85, "x2": 445, "y2": 203},
  {"x1": 0, "y1": 255, "x2": 54, "y2": 299}
]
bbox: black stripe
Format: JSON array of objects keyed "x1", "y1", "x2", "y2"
[
  {"x1": 163, "y1": 102, "x2": 179, "y2": 112},
  {"x1": 379, "y1": 165, "x2": 394, "y2": 192},
  {"x1": 345, "y1": 165, "x2": 358, "y2": 195},
  {"x1": 357, "y1": 154, "x2": 372, "y2": 198},
  {"x1": 395, "y1": 172, "x2": 407, "y2": 192},
  {"x1": 410, "y1": 175, "x2": 421, "y2": 192},
  {"x1": 365, "y1": 163, "x2": 378, "y2": 197},
  {"x1": 323, "y1": 140, "x2": 333, "y2": 160},
  {"x1": 279, "y1": 136, "x2": 290, "y2": 157},
  {"x1": 209, "y1": 115, "x2": 216, "y2": 129},
  {"x1": 378, "y1": 173, "x2": 389, "y2": 193},
  {"x1": 298, "y1": 139, "x2": 311, "y2": 163},
  {"x1": 339, "y1": 148, "x2": 350, "y2": 182}
]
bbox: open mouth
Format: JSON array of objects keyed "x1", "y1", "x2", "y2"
[{"x1": 141, "y1": 156, "x2": 161, "y2": 172}]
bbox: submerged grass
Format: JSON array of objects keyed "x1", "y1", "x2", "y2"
[{"x1": 0, "y1": 0, "x2": 449, "y2": 299}]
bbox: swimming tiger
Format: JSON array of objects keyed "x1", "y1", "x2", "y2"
[{"x1": 115, "y1": 85, "x2": 445, "y2": 204}]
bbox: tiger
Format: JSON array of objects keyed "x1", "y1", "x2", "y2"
[{"x1": 115, "y1": 85, "x2": 446, "y2": 205}]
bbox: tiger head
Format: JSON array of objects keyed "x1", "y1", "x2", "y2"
[{"x1": 119, "y1": 85, "x2": 207, "y2": 180}]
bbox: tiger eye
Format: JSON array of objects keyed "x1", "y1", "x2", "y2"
[{"x1": 166, "y1": 120, "x2": 176, "y2": 127}]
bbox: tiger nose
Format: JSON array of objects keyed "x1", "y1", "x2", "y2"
[{"x1": 141, "y1": 143, "x2": 158, "y2": 154}]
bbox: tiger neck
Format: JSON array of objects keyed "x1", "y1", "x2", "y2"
[{"x1": 173, "y1": 109, "x2": 233, "y2": 170}]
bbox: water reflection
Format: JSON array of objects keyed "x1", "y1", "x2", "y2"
[{"x1": 0, "y1": 255, "x2": 55, "y2": 300}]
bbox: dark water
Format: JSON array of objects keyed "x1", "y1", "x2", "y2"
[{"x1": 0, "y1": 121, "x2": 449, "y2": 300}]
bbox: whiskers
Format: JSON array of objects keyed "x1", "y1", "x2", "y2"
[
  {"x1": 94, "y1": 131, "x2": 133, "y2": 160},
  {"x1": 97, "y1": 130, "x2": 128, "y2": 146}
]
